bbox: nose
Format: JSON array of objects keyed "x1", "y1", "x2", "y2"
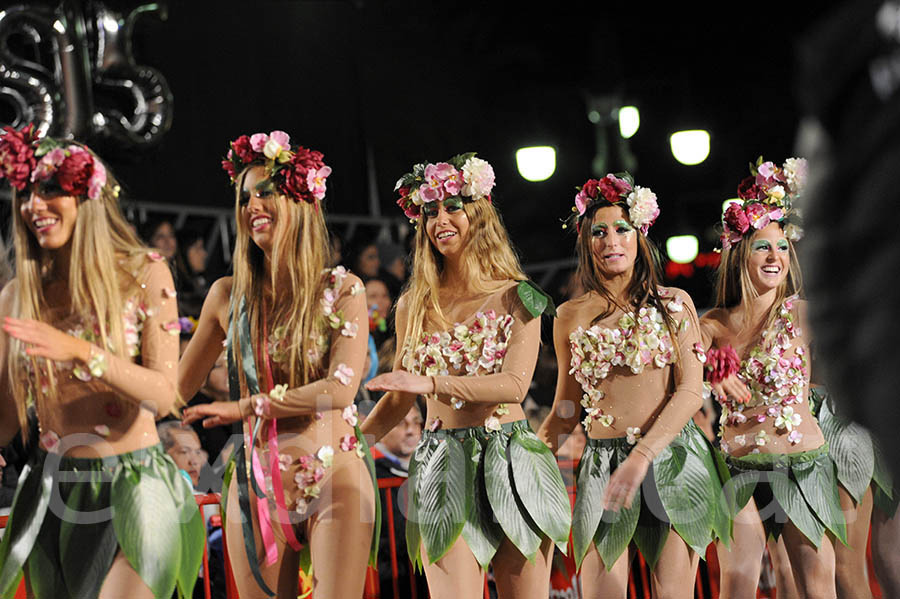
[
  {"x1": 247, "y1": 193, "x2": 264, "y2": 213},
  {"x1": 23, "y1": 192, "x2": 45, "y2": 212}
]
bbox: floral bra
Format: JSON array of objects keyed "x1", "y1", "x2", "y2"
[
  {"x1": 719, "y1": 295, "x2": 809, "y2": 448},
  {"x1": 569, "y1": 294, "x2": 690, "y2": 434},
  {"x1": 404, "y1": 309, "x2": 515, "y2": 410}
]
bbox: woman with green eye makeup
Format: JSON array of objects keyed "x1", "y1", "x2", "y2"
[
  {"x1": 537, "y1": 173, "x2": 726, "y2": 598},
  {"x1": 361, "y1": 153, "x2": 570, "y2": 599},
  {"x1": 699, "y1": 157, "x2": 846, "y2": 598}
]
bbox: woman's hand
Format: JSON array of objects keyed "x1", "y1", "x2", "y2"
[
  {"x1": 182, "y1": 401, "x2": 243, "y2": 428},
  {"x1": 712, "y1": 374, "x2": 751, "y2": 405},
  {"x1": 365, "y1": 371, "x2": 434, "y2": 395},
  {"x1": 603, "y1": 452, "x2": 651, "y2": 512},
  {"x1": 3, "y1": 317, "x2": 90, "y2": 363}
]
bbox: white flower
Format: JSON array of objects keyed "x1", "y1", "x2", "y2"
[
  {"x1": 350, "y1": 282, "x2": 364, "y2": 296},
  {"x1": 341, "y1": 321, "x2": 358, "y2": 338},
  {"x1": 666, "y1": 296, "x2": 684, "y2": 313},
  {"x1": 461, "y1": 156, "x2": 496, "y2": 199},
  {"x1": 767, "y1": 185, "x2": 786, "y2": 201},
  {"x1": 783, "y1": 157, "x2": 807, "y2": 194},
  {"x1": 269, "y1": 383, "x2": 288, "y2": 401},
  {"x1": 755, "y1": 430, "x2": 769, "y2": 446},
  {"x1": 295, "y1": 498, "x2": 309, "y2": 515},
  {"x1": 334, "y1": 364, "x2": 354, "y2": 386},
  {"x1": 451, "y1": 398, "x2": 466, "y2": 410},
  {"x1": 484, "y1": 416, "x2": 501, "y2": 432},
  {"x1": 774, "y1": 406, "x2": 802, "y2": 432},
  {"x1": 317, "y1": 445, "x2": 334, "y2": 468},
  {"x1": 734, "y1": 434, "x2": 746, "y2": 447},
  {"x1": 625, "y1": 186, "x2": 659, "y2": 233},
  {"x1": 784, "y1": 223, "x2": 804, "y2": 242},
  {"x1": 626, "y1": 426, "x2": 642, "y2": 445},
  {"x1": 94, "y1": 424, "x2": 110, "y2": 437}
]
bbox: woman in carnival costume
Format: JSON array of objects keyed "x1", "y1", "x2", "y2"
[
  {"x1": 361, "y1": 153, "x2": 570, "y2": 598},
  {"x1": 0, "y1": 124, "x2": 204, "y2": 599},
  {"x1": 538, "y1": 173, "x2": 728, "y2": 598},
  {"x1": 179, "y1": 131, "x2": 378, "y2": 598},
  {"x1": 701, "y1": 157, "x2": 846, "y2": 598}
]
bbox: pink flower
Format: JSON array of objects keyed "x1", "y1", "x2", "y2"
[
  {"x1": 250, "y1": 133, "x2": 269, "y2": 152},
  {"x1": 745, "y1": 203, "x2": 771, "y2": 229},
  {"x1": 756, "y1": 161, "x2": 778, "y2": 186},
  {"x1": 278, "y1": 454, "x2": 293, "y2": 471},
  {"x1": 306, "y1": 165, "x2": 331, "y2": 200},
  {"x1": 418, "y1": 181, "x2": 444, "y2": 203},
  {"x1": 706, "y1": 346, "x2": 740, "y2": 383},
  {"x1": 788, "y1": 429, "x2": 803, "y2": 445},
  {"x1": 574, "y1": 190, "x2": 590, "y2": 216},
  {"x1": 428, "y1": 417, "x2": 443, "y2": 432},
  {"x1": 253, "y1": 395, "x2": 271, "y2": 418},
  {"x1": 340, "y1": 434, "x2": 358, "y2": 452},
  {"x1": 334, "y1": 363, "x2": 354, "y2": 386},
  {"x1": 87, "y1": 159, "x2": 107, "y2": 200},
  {"x1": 40, "y1": 430, "x2": 61, "y2": 453},
  {"x1": 31, "y1": 148, "x2": 66, "y2": 182},
  {"x1": 94, "y1": 424, "x2": 110, "y2": 437},
  {"x1": 342, "y1": 404, "x2": 358, "y2": 427},
  {"x1": 0, "y1": 124, "x2": 38, "y2": 191},
  {"x1": 723, "y1": 203, "x2": 750, "y2": 234},
  {"x1": 737, "y1": 176, "x2": 760, "y2": 201}
]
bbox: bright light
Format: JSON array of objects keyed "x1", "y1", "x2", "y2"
[
  {"x1": 666, "y1": 235, "x2": 699, "y2": 264},
  {"x1": 722, "y1": 198, "x2": 741, "y2": 213},
  {"x1": 516, "y1": 146, "x2": 556, "y2": 182},
  {"x1": 618, "y1": 106, "x2": 640, "y2": 139},
  {"x1": 670, "y1": 130, "x2": 710, "y2": 165}
]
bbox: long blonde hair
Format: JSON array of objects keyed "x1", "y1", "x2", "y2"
[
  {"x1": 229, "y1": 165, "x2": 331, "y2": 391},
  {"x1": 713, "y1": 223, "x2": 803, "y2": 329},
  {"x1": 399, "y1": 199, "x2": 525, "y2": 366},
  {"x1": 7, "y1": 144, "x2": 148, "y2": 438}
]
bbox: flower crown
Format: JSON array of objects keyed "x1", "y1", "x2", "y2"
[
  {"x1": 221, "y1": 130, "x2": 331, "y2": 204},
  {"x1": 565, "y1": 172, "x2": 660, "y2": 235},
  {"x1": 394, "y1": 152, "x2": 495, "y2": 220},
  {"x1": 0, "y1": 123, "x2": 109, "y2": 200},
  {"x1": 720, "y1": 156, "x2": 806, "y2": 250}
]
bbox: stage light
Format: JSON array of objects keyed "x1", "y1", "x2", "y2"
[
  {"x1": 670, "y1": 130, "x2": 710, "y2": 165},
  {"x1": 666, "y1": 235, "x2": 699, "y2": 264},
  {"x1": 618, "y1": 106, "x2": 640, "y2": 139},
  {"x1": 516, "y1": 146, "x2": 556, "y2": 182}
]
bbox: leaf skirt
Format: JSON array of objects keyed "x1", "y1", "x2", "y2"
[
  {"x1": 406, "y1": 419, "x2": 571, "y2": 570},
  {"x1": 724, "y1": 442, "x2": 848, "y2": 548},
  {"x1": 572, "y1": 419, "x2": 731, "y2": 571},
  {"x1": 810, "y1": 387, "x2": 897, "y2": 517},
  {"x1": 0, "y1": 444, "x2": 205, "y2": 599}
]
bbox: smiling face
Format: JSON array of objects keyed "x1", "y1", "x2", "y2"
[
  {"x1": 240, "y1": 166, "x2": 279, "y2": 253},
  {"x1": 589, "y1": 205, "x2": 638, "y2": 279},
  {"x1": 424, "y1": 196, "x2": 469, "y2": 259},
  {"x1": 746, "y1": 221, "x2": 790, "y2": 295},
  {"x1": 19, "y1": 189, "x2": 79, "y2": 251}
]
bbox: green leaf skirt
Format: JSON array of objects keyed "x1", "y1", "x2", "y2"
[
  {"x1": 809, "y1": 387, "x2": 897, "y2": 517},
  {"x1": 572, "y1": 419, "x2": 731, "y2": 571},
  {"x1": 0, "y1": 444, "x2": 205, "y2": 599},
  {"x1": 723, "y1": 442, "x2": 848, "y2": 548},
  {"x1": 406, "y1": 419, "x2": 571, "y2": 570}
]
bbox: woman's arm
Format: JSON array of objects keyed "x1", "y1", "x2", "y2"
[
  {"x1": 0, "y1": 281, "x2": 20, "y2": 446},
  {"x1": 178, "y1": 276, "x2": 230, "y2": 402},
  {"x1": 536, "y1": 305, "x2": 582, "y2": 454}
]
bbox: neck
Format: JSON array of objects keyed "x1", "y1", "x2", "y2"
[
  {"x1": 49, "y1": 241, "x2": 73, "y2": 282},
  {"x1": 743, "y1": 287, "x2": 780, "y2": 323},
  {"x1": 440, "y1": 254, "x2": 468, "y2": 291},
  {"x1": 601, "y1": 268, "x2": 634, "y2": 306}
]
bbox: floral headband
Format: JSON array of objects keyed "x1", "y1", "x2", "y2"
[
  {"x1": 565, "y1": 172, "x2": 659, "y2": 235},
  {"x1": 394, "y1": 152, "x2": 495, "y2": 221},
  {"x1": 720, "y1": 156, "x2": 806, "y2": 250},
  {"x1": 0, "y1": 123, "x2": 109, "y2": 200},
  {"x1": 221, "y1": 130, "x2": 331, "y2": 204}
]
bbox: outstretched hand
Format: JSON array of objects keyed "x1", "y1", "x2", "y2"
[
  {"x1": 182, "y1": 401, "x2": 243, "y2": 428},
  {"x1": 365, "y1": 371, "x2": 434, "y2": 395},
  {"x1": 3, "y1": 317, "x2": 90, "y2": 363}
]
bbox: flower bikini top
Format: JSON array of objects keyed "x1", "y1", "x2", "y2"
[{"x1": 718, "y1": 295, "x2": 809, "y2": 447}]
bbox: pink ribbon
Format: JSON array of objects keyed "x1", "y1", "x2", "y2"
[{"x1": 251, "y1": 446, "x2": 279, "y2": 566}]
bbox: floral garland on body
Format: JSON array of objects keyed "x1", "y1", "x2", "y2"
[
  {"x1": 394, "y1": 152, "x2": 495, "y2": 220},
  {"x1": 720, "y1": 156, "x2": 807, "y2": 249},
  {"x1": 222, "y1": 130, "x2": 331, "y2": 204},
  {"x1": 564, "y1": 172, "x2": 659, "y2": 234},
  {"x1": 0, "y1": 123, "x2": 110, "y2": 199}
]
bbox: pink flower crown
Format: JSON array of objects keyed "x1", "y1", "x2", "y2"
[
  {"x1": 0, "y1": 123, "x2": 109, "y2": 200},
  {"x1": 394, "y1": 152, "x2": 495, "y2": 221},
  {"x1": 221, "y1": 130, "x2": 331, "y2": 204},
  {"x1": 565, "y1": 172, "x2": 660, "y2": 235},
  {"x1": 720, "y1": 156, "x2": 806, "y2": 250}
]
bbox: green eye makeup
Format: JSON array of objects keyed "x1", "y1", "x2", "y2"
[
  {"x1": 614, "y1": 220, "x2": 633, "y2": 232},
  {"x1": 751, "y1": 240, "x2": 771, "y2": 251},
  {"x1": 776, "y1": 239, "x2": 790, "y2": 251},
  {"x1": 591, "y1": 223, "x2": 608, "y2": 236}
]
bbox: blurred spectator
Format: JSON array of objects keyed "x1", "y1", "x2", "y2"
[
  {"x1": 0, "y1": 439, "x2": 22, "y2": 510},
  {"x1": 350, "y1": 238, "x2": 380, "y2": 279},
  {"x1": 355, "y1": 336, "x2": 379, "y2": 413},
  {"x1": 377, "y1": 337, "x2": 397, "y2": 376},
  {"x1": 139, "y1": 217, "x2": 177, "y2": 262},
  {"x1": 371, "y1": 401, "x2": 428, "y2": 598},
  {"x1": 365, "y1": 276, "x2": 394, "y2": 348},
  {"x1": 329, "y1": 229, "x2": 345, "y2": 268},
  {"x1": 158, "y1": 420, "x2": 208, "y2": 489},
  {"x1": 377, "y1": 241, "x2": 407, "y2": 285},
  {"x1": 184, "y1": 351, "x2": 232, "y2": 490},
  {"x1": 174, "y1": 227, "x2": 212, "y2": 319}
]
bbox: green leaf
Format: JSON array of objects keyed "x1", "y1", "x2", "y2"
[
  {"x1": 727, "y1": 467, "x2": 760, "y2": 517},
  {"x1": 58, "y1": 476, "x2": 118, "y2": 599},
  {"x1": 298, "y1": 542, "x2": 312, "y2": 574},
  {"x1": 874, "y1": 485, "x2": 899, "y2": 518},
  {"x1": 447, "y1": 152, "x2": 477, "y2": 169},
  {"x1": 871, "y1": 437, "x2": 894, "y2": 501},
  {"x1": 632, "y1": 496, "x2": 669, "y2": 569},
  {"x1": 484, "y1": 432, "x2": 541, "y2": 560},
  {"x1": 509, "y1": 429, "x2": 571, "y2": 552},
  {"x1": 173, "y1": 473, "x2": 206, "y2": 599},
  {"x1": 111, "y1": 466, "x2": 183, "y2": 598},
  {"x1": 768, "y1": 469, "x2": 825, "y2": 547},
  {"x1": 0, "y1": 463, "x2": 53, "y2": 598},
  {"x1": 572, "y1": 445, "x2": 610, "y2": 569},
  {"x1": 516, "y1": 280, "x2": 557, "y2": 318},
  {"x1": 417, "y1": 437, "x2": 467, "y2": 564},
  {"x1": 460, "y1": 436, "x2": 504, "y2": 569},
  {"x1": 405, "y1": 439, "x2": 434, "y2": 570},
  {"x1": 792, "y1": 457, "x2": 847, "y2": 545},
  {"x1": 653, "y1": 444, "x2": 714, "y2": 555},
  {"x1": 593, "y1": 481, "x2": 640, "y2": 570}
]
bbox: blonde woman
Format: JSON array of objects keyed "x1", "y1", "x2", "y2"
[
  {"x1": 179, "y1": 131, "x2": 377, "y2": 598},
  {"x1": 537, "y1": 173, "x2": 725, "y2": 598},
  {"x1": 361, "y1": 153, "x2": 570, "y2": 599},
  {"x1": 0, "y1": 124, "x2": 203, "y2": 599},
  {"x1": 702, "y1": 157, "x2": 846, "y2": 598}
]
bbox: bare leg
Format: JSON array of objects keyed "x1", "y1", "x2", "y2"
[
  {"x1": 650, "y1": 532, "x2": 699, "y2": 599},
  {"x1": 716, "y1": 499, "x2": 766, "y2": 599},
  {"x1": 780, "y1": 523, "x2": 837, "y2": 599},
  {"x1": 579, "y1": 543, "x2": 631, "y2": 599},
  {"x1": 492, "y1": 536, "x2": 554, "y2": 599},
  {"x1": 768, "y1": 536, "x2": 800, "y2": 599},
  {"x1": 421, "y1": 537, "x2": 487, "y2": 599},
  {"x1": 98, "y1": 551, "x2": 154, "y2": 599},
  {"x1": 871, "y1": 499, "x2": 900, "y2": 596},
  {"x1": 834, "y1": 486, "x2": 874, "y2": 599},
  {"x1": 306, "y1": 452, "x2": 375, "y2": 598}
]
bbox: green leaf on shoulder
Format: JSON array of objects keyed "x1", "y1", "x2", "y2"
[{"x1": 516, "y1": 280, "x2": 557, "y2": 319}]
